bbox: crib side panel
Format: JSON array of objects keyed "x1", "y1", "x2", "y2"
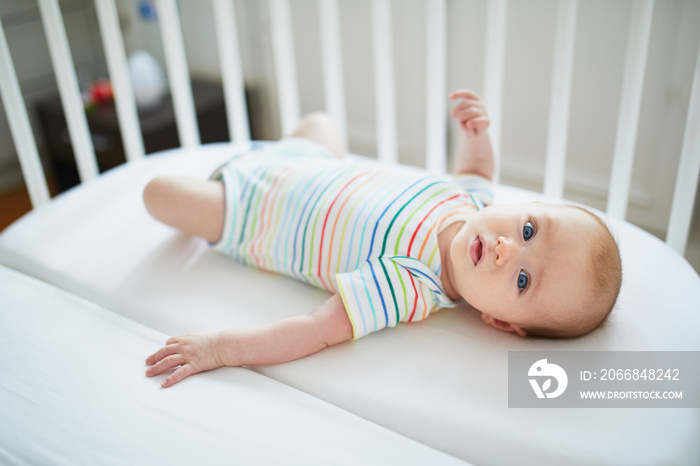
[
  {"x1": 213, "y1": 0, "x2": 251, "y2": 144},
  {"x1": 269, "y1": 0, "x2": 301, "y2": 137},
  {"x1": 158, "y1": 0, "x2": 200, "y2": 148},
  {"x1": 318, "y1": 0, "x2": 347, "y2": 150},
  {"x1": 0, "y1": 17, "x2": 50, "y2": 208},
  {"x1": 2, "y1": 0, "x2": 698, "y2": 257},
  {"x1": 38, "y1": 0, "x2": 98, "y2": 183},
  {"x1": 425, "y1": 0, "x2": 447, "y2": 174},
  {"x1": 667, "y1": 46, "x2": 700, "y2": 254},
  {"x1": 542, "y1": 0, "x2": 577, "y2": 200},
  {"x1": 482, "y1": 0, "x2": 507, "y2": 184},
  {"x1": 371, "y1": 0, "x2": 397, "y2": 164},
  {"x1": 605, "y1": 0, "x2": 654, "y2": 220},
  {"x1": 94, "y1": 0, "x2": 145, "y2": 163}
]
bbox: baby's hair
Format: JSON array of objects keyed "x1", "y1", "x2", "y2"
[{"x1": 523, "y1": 206, "x2": 622, "y2": 339}]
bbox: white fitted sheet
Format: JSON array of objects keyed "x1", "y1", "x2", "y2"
[
  {"x1": 0, "y1": 264, "x2": 466, "y2": 466},
  {"x1": 1, "y1": 143, "x2": 699, "y2": 465}
]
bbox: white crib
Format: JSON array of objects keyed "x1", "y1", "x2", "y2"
[{"x1": 0, "y1": 1, "x2": 699, "y2": 465}]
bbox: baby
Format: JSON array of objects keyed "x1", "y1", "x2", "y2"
[{"x1": 144, "y1": 90, "x2": 622, "y2": 388}]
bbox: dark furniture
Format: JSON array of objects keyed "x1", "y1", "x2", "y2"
[{"x1": 37, "y1": 80, "x2": 229, "y2": 192}]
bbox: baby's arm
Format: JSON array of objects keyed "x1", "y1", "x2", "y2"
[
  {"x1": 449, "y1": 90, "x2": 494, "y2": 180},
  {"x1": 145, "y1": 293, "x2": 352, "y2": 388}
]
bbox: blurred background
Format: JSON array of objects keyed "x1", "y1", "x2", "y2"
[{"x1": 0, "y1": 0, "x2": 698, "y2": 273}]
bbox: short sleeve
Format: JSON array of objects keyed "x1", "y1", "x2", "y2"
[
  {"x1": 208, "y1": 163, "x2": 242, "y2": 253},
  {"x1": 336, "y1": 257, "x2": 455, "y2": 339},
  {"x1": 452, "y1": 174, "x2": 493, "y2": 210}
]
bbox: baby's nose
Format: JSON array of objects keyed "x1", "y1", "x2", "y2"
[{"x1": 494, "y1": 236, "x2": 514, "y2": 265}]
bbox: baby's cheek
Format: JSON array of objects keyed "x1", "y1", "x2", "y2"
[{"x1": 466, "y1": 284, "x2": 508, "y2": 317}]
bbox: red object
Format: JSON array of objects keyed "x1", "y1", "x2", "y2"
[{"x1": 90, "y1": 81, "x2": 113, "y2": 106}]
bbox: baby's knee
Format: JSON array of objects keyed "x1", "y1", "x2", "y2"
[
  {"x1": 143, "y1": 176, "x2": 176, "y2": 217},
  {"x1": 291, "y1": 112, "x2": 345, "y2": 158},
  {"x1": 300, "y1": 112, "x2": 337, "y2": 130},
  {"x1": 143, "y1": 176, "x2": 164, "y2": 205}
]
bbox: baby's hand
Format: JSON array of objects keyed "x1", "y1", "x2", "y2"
[
  {"x1": 449, "y1": 90, "x2": 490, "y2": 136},
  {"x1": 145, "y1": 331, "x2": 224, "y2": 388}
]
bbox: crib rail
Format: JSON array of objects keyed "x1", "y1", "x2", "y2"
[
  {"x1": 668, "y1": 48, "x2": 700, "y2": 254},
  {"x1": 159, "y1": 0, "x2": 199, "y2": 148},
  {"x1": 424, "y1": 0, "x2": 446, "y2": 174},
  {"x1": 94, "y1": 0, "x2": 145, "y2": 163},
  {"x1": 318, "y1": 0, "x2": 347, "y2": 150},
  {"x1": 213, "y1": 0, "x2": 250, "y2": 144},
  {"x1": 0, "y1": 15, "x2": 50, "y2": 207},
  {"x1": 0, "y1": 0, "x2": 699, "y2": 256},
  {"x1": 483, "y1": 0, "x2": 507, "y2": 183},
  {"x1": 37, "y1": 0, "x2": 99, "y2": 184},
  {"x1": 606, "y1": 0, "x2": 654, "y2": 220},
  {"x1": 542, "y1": 0, "x2": 577, "y2": 200}
]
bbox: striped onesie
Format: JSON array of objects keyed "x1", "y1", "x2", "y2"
[{"x1": 210, "y1": 139, "x2": 492, "y2": 338}]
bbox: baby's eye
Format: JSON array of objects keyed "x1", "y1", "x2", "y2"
[
  {"x1": 523, "y1": 221, "x2": 535, "y2": 241},
  {"x1": 518, "y1": 270, "x2": 529, "y2": 292}
]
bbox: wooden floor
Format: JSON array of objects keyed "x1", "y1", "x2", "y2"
[
  {"x1": 0, "y1": 179, "x2": 58, "y2": 232},
  {"x1": 0, "y1": 186, "x2": 33, "y2": 232}
]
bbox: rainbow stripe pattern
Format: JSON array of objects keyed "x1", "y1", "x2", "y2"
[{"x1": 210, "y1": 139, "x2": 492, "y2": 338}]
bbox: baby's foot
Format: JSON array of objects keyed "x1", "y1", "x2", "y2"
[
  {"x1": 449, "y1": 90, "x2": 494, "y2": 180},
  {"x1": 290, "y1": 112, "x2": 345, "y2": 158}
]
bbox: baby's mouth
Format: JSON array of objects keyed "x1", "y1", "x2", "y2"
[{"x1": 469, "y1": 236, "x2": 484, "y2": 266}]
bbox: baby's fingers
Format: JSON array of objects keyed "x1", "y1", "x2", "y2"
[
  {"x1": 145, "y1": 354, "x2": 185, "y2": 378},
  {"x1": 451, "y1": 104, "x2": 486, "y2": 122},
  {"x1": 161, "y1": 364, "x2": 196, "y2": 388},
  {"x1": 166, "y1": 335, "x2": 182, "y2": 345},
  {"x1": 145, "y1": 343, "x2": 179, "y2": 366},
  {"x1": 449, "y1": 89, "x2": 481, "y2": 102},
  {"x1": 467, "y1": 116, "x2": 490, "y2": 131}
]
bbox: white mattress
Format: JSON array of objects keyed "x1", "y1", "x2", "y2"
[
  {"x1": 0, "y1": 263, "x2": 464, "y2": 465},
  {"x1": 1, "y1": 143, "x2": 699, "y2": 465}
]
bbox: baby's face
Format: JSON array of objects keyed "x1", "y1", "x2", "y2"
[{"x1": 449, "y1": 202, "x2": 599, "y2": 335}]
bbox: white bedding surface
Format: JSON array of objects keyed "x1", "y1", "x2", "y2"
[
  {"x1": 1, "y1": 143, "x2": 699, "y2": 465},
  {"x1": 0, "y1": 264, "x2": 466, "y2": 465}
]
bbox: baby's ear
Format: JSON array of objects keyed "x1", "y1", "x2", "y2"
[{"x1": 481, "y1": 313, "x2": 527, "y2": 337}]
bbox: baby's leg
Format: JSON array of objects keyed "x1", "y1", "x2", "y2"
[
  {"x1": 288, "y1": 112, "x2": 345, "y2": 158},
  {"x1": 143, "y1": 176, "x2": 225, "y2": 244}
]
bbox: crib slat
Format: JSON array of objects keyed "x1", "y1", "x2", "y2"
[
  {"x1": 425, "y1": 0, "x2": 447, "y2": 174},
  {"x1": 38, "y1": 0, "x2": 98, "y2": 183},
  {"x1": 606, "y1": 0, "x2": 654, "y2": 219},
  {"x1": 157, "y1": 0, "x2": 200, "y2": 147},
  {"x1": 543, "y1": 0, "x2": 577, "y2": 199},
  {"x1": 94, "y1": 0, "x2": 145, "y2": 162},
  {"x1": 372, "y1": 0, "x2": 397, "y2": 164},
  {"x1": 318, "y1": 0, "x2": 347, "y2": 150},
  {"x1": 213, "y1": 0, "x2": 250, "y2": 143},
  {"x1": 269, "y1": 0, "x2": 300, "y2": 137},
  {"x1": 666, "y1": 45, "x2": 700, "y2": 255},
  {"x1": 483, "y1": 0, "x2": 508, "y2": 183},
  {"x1": 0, "y1": 18, "x2": 50, "y2": 207}
]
